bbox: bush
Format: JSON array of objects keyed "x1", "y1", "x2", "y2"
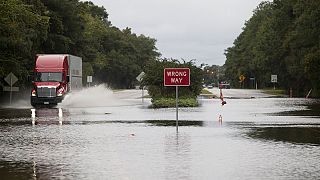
[
  {"x1": 151, "y1": 97, "x2": 199, "y2": 108},
  {"x1": 142, "y1": 58, "x2": 204, "y2": 108}
]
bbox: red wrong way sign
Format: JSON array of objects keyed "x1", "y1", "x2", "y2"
[{"x1": 164, "y1": 68, "x2": 190, "y2": 86}]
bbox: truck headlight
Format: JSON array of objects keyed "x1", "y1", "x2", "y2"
[{"x1": 31, "y1": 89, "x2": 36, "y2": 96}]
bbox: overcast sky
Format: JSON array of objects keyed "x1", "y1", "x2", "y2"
[{"x1": 90, "y1": 0, "x2": 266, "y2": 66}]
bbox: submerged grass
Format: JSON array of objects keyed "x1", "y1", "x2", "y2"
[
  {"x1": 262, "y1": 89, "x2": 286, "y2": 96},
  {"x1": 151, "y1": 97, "x2": 198, "y2": 108},
  {"x1": 199, "y1": 88, "x2": 216, "y2": 99}
]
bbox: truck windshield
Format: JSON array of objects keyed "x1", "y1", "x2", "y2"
[{"x1": 35, "y1": 72, "x2": 63, "y2": 82}]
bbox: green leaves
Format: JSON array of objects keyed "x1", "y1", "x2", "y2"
[
  {"x1": 0, "y1": 0, "x2": 49, "y2": 88},
  {"x1": 142, "y1": 58, "x2": 203, "y2": 101},
  {"x1": 0, "y1": 0, "x2": 160, "y2": 91},
  {"x1": 224, "y1": 0, "x2": 320, "y2": 97}
]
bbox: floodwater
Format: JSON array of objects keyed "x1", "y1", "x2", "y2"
[{"x1": 0, "y1": 86, "x2": 319, "y2": 179}]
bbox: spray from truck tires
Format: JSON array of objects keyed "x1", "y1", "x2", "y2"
[{"x1": 58, "y1": 84, "x2": 121, "y2": 108}]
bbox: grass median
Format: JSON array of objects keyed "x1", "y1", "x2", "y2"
[{"x1": 151, "y1": 97, "x2": 199, "y2": 108}]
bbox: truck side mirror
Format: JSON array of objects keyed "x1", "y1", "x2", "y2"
[{"x1": 66, "y1": 75, "x2": 70, "y2": 82}]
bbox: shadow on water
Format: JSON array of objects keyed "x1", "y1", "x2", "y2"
[
  {"x1": 145, "y1": 120, "x2": 203, "y2": 127},
  {"x1": 0, "y1": 160, "x2": 69, "y2": 180},
  {"x1": 0, "y1": 109, "x2": 31, "y2": 119},
  {"x1": 0, "y1": 108, "x2": 67, "y2": 119},
  {"x1": 57, "y1": 120, "x2": 204, "y2": 127},
  {"x1": 247, "y1": 127, "x2": 320, "y2": 146},
  {"x1": 0, "y1": 108, "x2": 69, "y2": 126},
  {"x1": 269, "y1": 103, "x2": 320, "y2": 117},
  {"x1": 0, "y1": 161, "x2": 35, "y2": 180},
  {"x1": 79, "y1": 120, "x2": 204, "y2": 127},
  {"x1": 0, "y1": 115, "x2": 205, "y2": 127}
]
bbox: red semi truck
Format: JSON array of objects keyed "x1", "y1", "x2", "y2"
[{"x1": 31, "y1": 54, "x2": 82, "y2": 106}]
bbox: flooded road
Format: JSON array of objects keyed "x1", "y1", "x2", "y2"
[{"x1": 0, "y1": 87, "x2": 319, "y2": 179}]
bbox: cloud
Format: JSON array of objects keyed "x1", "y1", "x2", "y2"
[{"x1": 90, "y1": 0, "x2": 265, "y2": 65}]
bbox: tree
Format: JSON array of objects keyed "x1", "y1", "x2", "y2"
[
  {"x1": 224, "y1": 0, "x2": 320, "y2": 96},
  {"x1": 0, "y1": 0, "x2": 49, "y2": 89}
]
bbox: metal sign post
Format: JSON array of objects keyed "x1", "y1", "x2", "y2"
[
  {"x1": 176, "y1": 86, "x2": 179, "y2": 132},
  {"x1": 142, "y1": 86, "x2": 144, "y2": 104},
  {"x1": 164, "y1": 68, "x2": 190, "y2": 132},
  {"x1": 4, "y1": 72, "x2": 19, "y2": 105},
  {"x1": 136, "y1": 72, "x2": 145, "y2": 104}
]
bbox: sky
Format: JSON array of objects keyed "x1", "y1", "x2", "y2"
[{"x1": 90, "y1": 0, "x2": 266, "y2": 66}]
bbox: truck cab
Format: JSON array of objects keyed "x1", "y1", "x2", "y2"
[{"x1": 31, "y1": 54, "x2": 82, "y2": 106}]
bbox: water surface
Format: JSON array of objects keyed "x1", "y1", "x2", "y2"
[{"x1": 0, "y1": 89, "x2": 319, "y2": 179}]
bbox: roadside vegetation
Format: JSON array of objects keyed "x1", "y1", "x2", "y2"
[
  {"x1": 199, "y1": 89, "x2": 216, "y2": 99},
  {"x1": 1, "y1": 0, "x2": 319, "y2": 102},
  {"x1": 224, "y1": 0, "x2": 320, "y2": 97},
  {"x1": 262, "y1": 89, "x2": 287, "y2": 97},
  {"x1": 142, "y1": 59, "x2": 203, "y2": 108},
  {"x1": 201, "y1": 89, "x2": 212, "y2": 95},
  {"x1": 0, "y1": 0, "x2": 159, "y2": 97}
]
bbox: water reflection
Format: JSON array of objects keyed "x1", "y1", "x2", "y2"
[
  {"x1": 0, "y1": 160, "x2": 67, "y2": 180},
  {"x1": 0, "y1": 108, "x2": 30, "y2": 119},
  {"x1": 0, "y1": 161, "x2": 35, "y2": 180},
  {"x1": 146, "y1": 120, "x2": 203, "y2": 127},
  {"x1": 164, "y1": 132, "x2": 191, "y2": 180},
  {"x1": 269, "y1": 102, "x2": 320, "y2": 117},
  {"x1": 248, "y1": 127, "x2": 320, "y2": 145},
  {"x1": 0, "y1": 108, "x2": 69, "y2": 126}
]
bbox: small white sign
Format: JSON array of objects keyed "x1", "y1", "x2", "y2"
[
  {"x1": 271, "y1": 75, "x2": 277, "y2": 83},
  {"x1": 87, "y1": 76, "x2": 92, "y2": 83}
]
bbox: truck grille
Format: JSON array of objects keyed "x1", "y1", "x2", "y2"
[{"x1": 37, "y1": 87, "x2": 56, "y2": 97}]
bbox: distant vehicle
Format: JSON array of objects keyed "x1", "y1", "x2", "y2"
[
  {"x1": 207, "y1": 85, "x2": 214, "y2": 89},
  {"x1": 219, "y1": 82, "x2": 230, "y2": 89},
  {"x1": 30, "y1": 54, "x2": 82, "y2": 106}
]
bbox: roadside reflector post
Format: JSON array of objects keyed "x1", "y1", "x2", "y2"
[
  {"x1": 58, "y1": 108, "x2": 63, "y2": 125},
  {"x1": 164, "y1": 68, "x2": 190, "y2": 133},
  {"x1": 4, "y1": 72, "x2": 19, "y2": 105},
  {"x1": 31, "y1": 109, "x2": 36, "y2": 125}
]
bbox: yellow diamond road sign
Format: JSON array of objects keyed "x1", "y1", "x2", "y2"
[{"x1": 239, "y1": 75, "x2": 245, "y2": 82}]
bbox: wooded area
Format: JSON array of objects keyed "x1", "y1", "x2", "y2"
[
  {"x1": 1, "y1": 0, "x2": 319, "y2": 99},
  {"x1": 224, "y1": 0, "x2": 320, "y2": 97},
  {"x1": 0, "y1": 0, "x2": 160, "y2": 92}
]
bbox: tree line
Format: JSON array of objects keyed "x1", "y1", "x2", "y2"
[
  {"x1": 224, "y1": 0, "x2": 319, "y2": 97},
  {"x1": 0, "y1": 0, "x2": 160, "y2": 92}
]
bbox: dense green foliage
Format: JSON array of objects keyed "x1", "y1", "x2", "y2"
[
  {"x1": 0, "y1": 0, "x2": 159, "y2": 92},
  {"x1": 224, "y1": 0, "x2": 320, "y2": 97},
  {"x1": 151, "y1": 98, "x2": 199, "y2": 108},
  {"x1": 203, "y1": 65, "x2": 226, "y2": 86},
  {"x1": 142, "y1": 58, "x2": 203, "y2": 107}
]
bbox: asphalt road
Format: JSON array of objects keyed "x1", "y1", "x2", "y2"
[{"x1": 206, "y1": 87, "x2": 275, "y2": 99}]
